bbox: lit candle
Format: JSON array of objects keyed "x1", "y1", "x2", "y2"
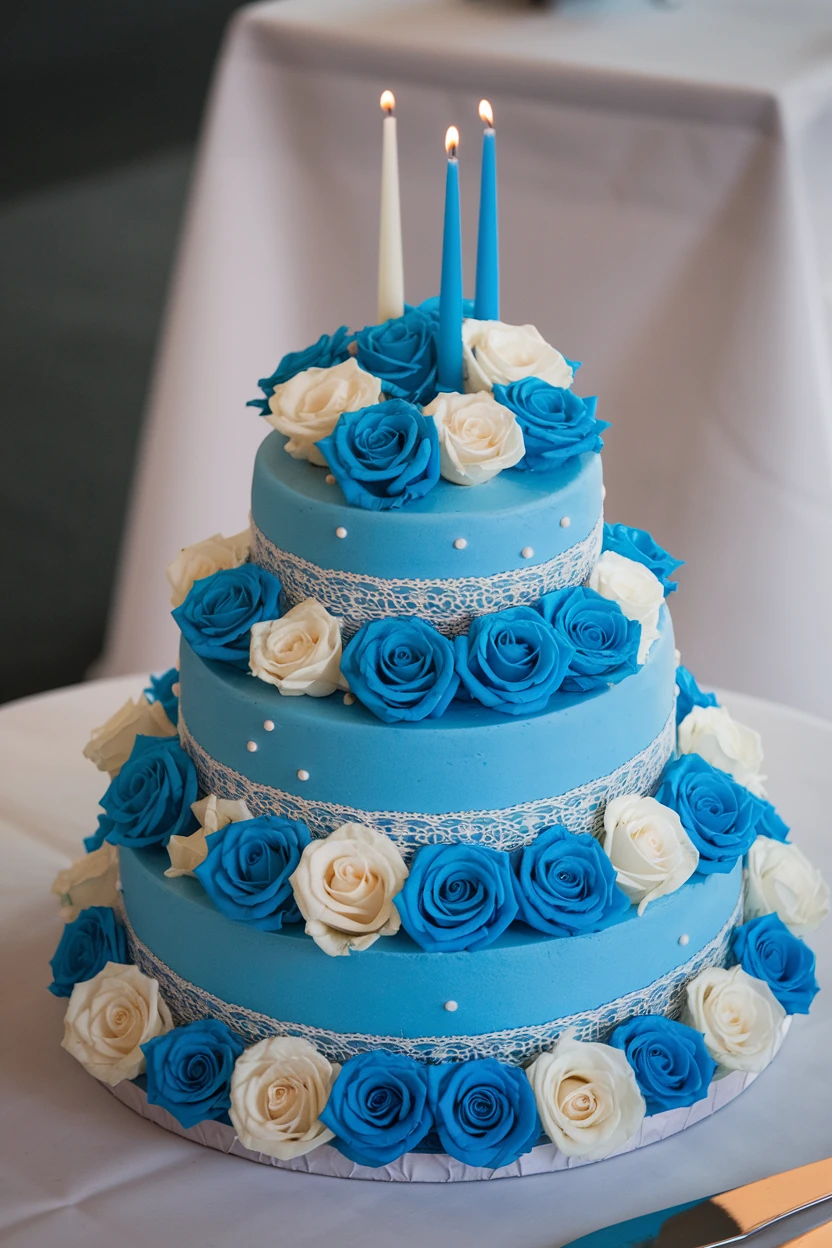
[
  {"x1": 474, "y1": 99, "x2": 499, "y2": 321},
  {"x1": 438, "y1": 125, "x2": 463, "y2": 392},
  {"x1": 377, "y1": 90, "x2": 404, "y2": 323}
]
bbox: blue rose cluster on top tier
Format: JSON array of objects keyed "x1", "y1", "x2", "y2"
[{"x1": 250, "y1": 306, "x2": 614, "y2": 508}]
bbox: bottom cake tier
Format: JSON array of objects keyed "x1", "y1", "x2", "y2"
[{"x1": 119, "y1": 846, "x2": 744, "y2": 1064}]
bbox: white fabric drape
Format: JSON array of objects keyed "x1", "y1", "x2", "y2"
[{"x1": 99, "y1": 0, "x2": 832, "y2": 715}]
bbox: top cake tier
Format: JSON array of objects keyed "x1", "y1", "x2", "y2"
[{"x1": 251, "y1": 430, "x2": 603, "y2": 637}]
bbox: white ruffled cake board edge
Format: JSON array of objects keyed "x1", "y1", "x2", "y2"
[{"x1": 107, "y1": 1022, "x2": 789, "y2": 1184}]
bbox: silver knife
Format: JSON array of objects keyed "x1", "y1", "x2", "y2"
[{"x1": 563, "y1": 1156, "x2": 832, "y2": 1248}]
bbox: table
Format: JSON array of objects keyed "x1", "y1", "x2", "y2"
[
  {"x1": 96, "y1": 0, "x2": 832, "y2": 719},
  {"x1": 1, "y1": 675, "x2": 830, "y2": 1247}
]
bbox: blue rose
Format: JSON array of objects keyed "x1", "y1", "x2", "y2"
[
  {"x1": 340, "y1": 617, "x2": 458, "y2": 723},
  {"x1": 354, "y1": 306, "x2": 439, "y2": 405},
  {"x1": 173, "y1": 564, "x2": 282, "y2": 667},
  {"x1": 427, "y1": 1059, "x2": 539, "y2": 1169},
  {"x1": 142, "y1": 1019, "x2": 246, "y2": 1129},
  {"x1": 317, "y1": 399, "x2": 440, "y2": 511},
  {"x1": 732, "y1": 915, "x2": 818, "y2": 1015},
  {"x1": 609, "y1": 1015, "x2": 716, "y2": 1115},
  {"x1": 537, "y1": 587, "x2": 641, "y2": 692},
  {"x1": 603, "y1": 523, "x2": 684, "y2": 596},
  {"x1": 48, "y1": 906, "x2": 128, "y2": 997},
  {"x1": 675, "y1": 663, "x2": 718, "y2": 725},
  {"x1": 194, "y1": 814, "x2": 311, "y2": 931},
  {"x1": 395, "y1": 843, "x2": 517, "y2": 952},
  {"x1": 320, "y1": 1050, "x2": 433, "y2": 1166},
  {"x1": 99, "y1": 735, "x2": 198, "y2": 849},
  {"x1": 455, "y1": 606, "x2": 572, "y2": 715},
  {"x1": 144, "y1": 666, "x2": 179, "y2": 725},
  {"x1": 492, "y1": 377, "x2": 608, "y2": 471},
  {"x1": 752, "y1": 797, "x2": 790, "y2": 842},
  {"x1": 512, "y1": 826, "x2": 630, "y2": 937},
  {"x1": 247, "y1": 326, "x2": 353, "y2": 415},
  {"x1": 654, "y1": 754, "x2": 758, "y2": 874},
  {"x1": 84, "y1": 813, "x2": 109, "y2": 853}
]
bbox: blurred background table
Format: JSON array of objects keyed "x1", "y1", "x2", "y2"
[
  {"x1": 97, "y1": 0, "x2": 832, "y2": 715},
  {"x1": 2, "y1": 676, "x2": 830, "y2": 1246}
]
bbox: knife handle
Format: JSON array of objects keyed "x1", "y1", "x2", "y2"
[{"x1": 716, "y1": 1157, "x2": 832, "y2": 1233}]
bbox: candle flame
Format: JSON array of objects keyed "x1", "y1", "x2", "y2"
[
  {"x1": 380, "y1": 89, "x2": 395, "y2": 114},
  {"x1": 445, "y1": 126, "x2": 460, "y2": 156},
  {"x1": 478, "y1": 99, "x2": 494, "y2": 127}
]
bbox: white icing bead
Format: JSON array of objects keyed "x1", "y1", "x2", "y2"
[
  {"x1": 335, "y1": 527, "x2": 348, "y2": 539},
  {"x1": 560, "y1": 516, "x2": 571, "y2": 529},
  {"x1": 453, "y1": 538, "x2": 468, "y2": 550},
  {"x1": 325, "y1": 474, "x2": 336, "y2": 485},
  {"x1": 521, "y1": 546, "x2": 534, "y2": 559},
  {"x1": 602, "y1": 485, "x2": 607, "y2": 500},
  {"x1": 246, "y1": 740, "x2": 258, "y2": 753},
  {"x1": 678, "y1": 933, "x2": 690, "y2": 947},
  {"x1": 444, "y1": 1000, "x2": 459, "y2": 1013},
  {"x1": 297, "y1": 769, "x2": 310, "y2": 782},
  {"x1": 343, "y1": 693, "x2": 355, "y2": 706},
  {"x1": 263, "y1": 720, "x2": 275, "y2": 732}
]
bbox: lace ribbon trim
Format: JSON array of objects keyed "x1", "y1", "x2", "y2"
[
  {"x1": 251, "y1": 516, "x2": 604, "y2": 638},
  {"x1": 122, "y1": 894, "x2": 742, "y2": 1065},
  {"x1": 179, "y1": 709, "x2": 675, "y2": 856}
]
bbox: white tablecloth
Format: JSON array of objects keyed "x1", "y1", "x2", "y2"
[
  {"x1": 97, "y1": 0, "x2": 832, "y2": 717},
  {"x1": 1, "y1": 677, "x2": 830, "y2": 1246}
]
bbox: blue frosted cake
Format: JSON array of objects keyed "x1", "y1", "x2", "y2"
[{"x1": 50, "y1": 307, "x2": 828, "y2": 1180}]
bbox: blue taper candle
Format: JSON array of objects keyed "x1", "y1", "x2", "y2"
[
  {"x1": 474, "y1": 99, "x2": 499, "y2": 321},
  {"x1": 438, "y1": 125, "x2": 464, "y2": 393}
]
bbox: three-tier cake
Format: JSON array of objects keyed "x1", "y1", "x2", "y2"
[{"x1": 49, "y1": 298, "x2": 827, "y2": 1180}]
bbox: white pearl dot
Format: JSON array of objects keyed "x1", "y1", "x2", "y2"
[
  {"x1": 263, "y1": 720, "x2": 275, "y2": 732},
  {"x1": 678, "y1": 933, "x2": 690, "y2": 947},
  {"x1": 602, "y1": 485, "x2": 607, "y2": 500},
  {"x1": 444, "y1": 1000, "x2": 459, "y2": 1013},
  {"x1": 343, "y1": 693, "x2": 355, "y2": 706},
  {"x1": 325, "y1": 474, "x2": 336, "y2": 485},
  {"x1": 297, "y1": 769, "x2": 310, "y2": 782},
  {"x1": 560, "y1": 516, "x2": 571, "y2": 529},
  {"x1": 453, "y1": 537, "x2": 467, "y2": 550},
  {"x1": 521, "y1": 546, "x2": 534, "y2": 559},
  {"x1": 246, "y1": 740, "x2": 258, "y2": 753},
  {"x1": 335, "y1": 526, "x2": 348, "y2": 539}
]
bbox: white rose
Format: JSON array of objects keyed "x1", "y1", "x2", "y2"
[
  {"x1": 51, "y1": 843, "x2": 120, "y2": 922},
  {"x1": 526, "y1": 1034, "x2": 645, "y2": 1160},
  {"x1": 166, "y1": 529, "x2": 251, "y2": 608},
  {"x1": 677, "y1": 705, "x2": 766, "y2": 797},
  {"x1": 684, "y1": 965, "x2": 786, "y2": 1072},
  {"x1": 249, "y1": 599, "x2": 346, "y2": 697},
  {"x1": 83, "y1": 694, "x2": 176, "y2": 777},
  {"x1": 422, "y1": 391, "x2": 525, "y2": 486},
  {"x1": 602, "y1": 794, "x2": 699, "y2": 915},
  {"x1": 462, "y1": 320, "x2": 574, "y2": 393},
  {"x1": 230, "y1": 1036, "x2": 339, "y2": 1159},
  {"x1": 589, "y1": 551, "x2": 664, "y2": 663},
  {"x1": 61, "y1": 962, "x2": 172, "y2": 1086},
  {"x1": 745, "y1": 836, "x2": 829, "y2": 935},
  {"x1": 166, "y1": 795, "x2": 252, "y2": 879},
  {"x1": 289, "y1": 823, "x2": 408, "y2": 957},
  {"x1": 267, "y1": 359, "x2": 382, "y2": 466}
]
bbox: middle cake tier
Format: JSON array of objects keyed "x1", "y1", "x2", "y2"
[{"x1": 177, "y1": 606, "x2": 676, "y2": 857}]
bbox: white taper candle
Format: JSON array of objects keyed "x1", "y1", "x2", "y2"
[{"x1": 377, "y1": 90, "x2": 405, "y2": 323}]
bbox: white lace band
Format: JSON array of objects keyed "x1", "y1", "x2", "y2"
[
  {"x1": 122, "y1": 894, "x2": 742, "y2": 1066},
  {"x1": 179, "y1": 709, "x2": 675, "y2": 857},
  {"x1": 250, "y1": 515, "x2": 604, "y2": 638}
]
